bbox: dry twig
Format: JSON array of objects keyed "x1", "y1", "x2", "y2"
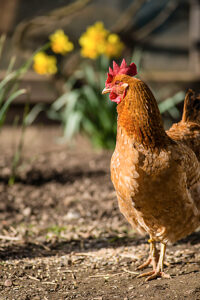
[
  {"x1": 89, "y1": 273, "x2": 124, "y2": 278},
  {"x1": 13, "y1": 0, "x2": 93, "y2": 54},
  {"x1": 123, "y1": 268, "x2": 139, "y2": 275},
  {"x1": 134, "y1": 0, "x2": 180, "y2": 40},
  {"x1": 27, "y1": 275, "x2": 40, "y2": 282},
  {"x1": 111, "y1": 0, "x2": 147, "y2": 33},
  {"x1": 42, "y1": 281, "x2": 56, "y2": 285},
  {"x1": 0, "y1": 235, "x2": 21, "y2": 241}
]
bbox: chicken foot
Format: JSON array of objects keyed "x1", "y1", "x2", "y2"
[
  {"x1": 137, "y1": 243, "x2": 171, "y2": 281},
  {"x1": 137, "y1": 239, "x2": 159, "y2": 271}
]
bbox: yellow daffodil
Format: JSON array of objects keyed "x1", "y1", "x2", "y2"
[
  {"x1": 33, "y1": 52, "x2": 57, "y2": 75},
  {"x1": 79, "y1": 22, "x2": 124, "y2": 59},
  {"x1": 104, "y1": 33, "x2": 124, "y2": 58},
  {"x1": 79, "y1": 22, "x2": 108, "y2": 59},
  {"x1": 50, "y1": 29, "x2": 74, "y2": 55}
]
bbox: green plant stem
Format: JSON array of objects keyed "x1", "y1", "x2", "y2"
[{"x1": 8, "y1": 103, "x2": 29, "y2": 185}]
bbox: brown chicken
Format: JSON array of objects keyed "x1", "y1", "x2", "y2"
[{"x1": 102, "y1": 59, "x2": 200, "y2": 280}]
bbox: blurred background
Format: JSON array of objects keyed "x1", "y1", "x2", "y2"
[
  {"x1": 0, "y1": 0, "x2": 199, "y2": 148},
  {"x1": 0, "y1": 2, "x2": 200, "y2": 296}
]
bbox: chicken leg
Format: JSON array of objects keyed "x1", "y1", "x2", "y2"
[
  {"x1": 137, "y1": 238, "x2": 159, "y2": 271},
  {"x1": 137, "y1": 243, "x2": 171, "y2": 281}
]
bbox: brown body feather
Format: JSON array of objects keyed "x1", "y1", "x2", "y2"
[
  {"x1": 110, "y1": 76, "x2": 200, "y2": 243},
  {"x1": 168, "y1": 90, "x2": 200, "y2": 160}
]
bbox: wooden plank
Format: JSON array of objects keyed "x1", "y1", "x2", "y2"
[
  {"x1": 0, "y1": 70, "x2": 51, "y2": 82},
  {"x1": 0, "y1": 70, "x2": 58, "y2": 104},
  {"x1": 0, "y1": 69, "x2": 199, "y2": 104},
  {"x1": 140, "y1": 71, "x2": 200, "y2": 82},
  {"x1": 0, "y1": 0, "x2": 20, "y2": 33}
]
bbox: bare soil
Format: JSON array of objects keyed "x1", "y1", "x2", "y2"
[{"x1": 0, "y1": 126, "x2": 199, "y2": 300}]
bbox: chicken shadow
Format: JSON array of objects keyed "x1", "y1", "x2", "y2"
[
  {"x1": 0, "y1": 231, "x2": 200, "y2": 262},
  {"x1": 0, "y1": 167, "x2": 107, "y2": 186},
  {"x1": 0, "y1": 234, "x2": 145, "y2": 261},
  {"x1": 176, "y1": 230, "x2": 200, "y2": 245}
]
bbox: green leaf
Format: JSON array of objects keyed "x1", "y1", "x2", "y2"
[
  {"x1": 0, "y1": 89, "x2": 26, "y2": 129},
  {"x1": 168, "y1": 106, "x2": 180, "y2": 119},
  {"x1": 50, "y1": 56, "x2": 117, "y2": 149},
  {"x1": 84, "y1": 64, "x2": 96, "y2": 87},
  {"x1": 52, "y1": 90, "x2": 80, "y2": 111},
  {"x1": 25, "y1": 104, "x2": 45, "y2": 126},
  {"x1": 159, "y1": 91, "x2": 185, "y2": 114},
  {"x1": 6, "y1": 56, "x2": 16, "y2": 75},
  {"x1": 131, "y1": 47, "x2": 143, "y2": 72},
  {"x1": 82, "y1": 85, "x2": 99, "y2": 107},
  {"x1": 99, "y1": 55, "x2": 109, "y2": 71},
  {"x1": 63, "y1": 111, "x2": 82, "y2": 140},
  {"x1": 0, "y1": 71, "x2": 18, "y2": 90}
]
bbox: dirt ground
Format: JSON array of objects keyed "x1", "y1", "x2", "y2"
[{"x1": 0, "y1": 126, "x2": 199, "y2": 300}]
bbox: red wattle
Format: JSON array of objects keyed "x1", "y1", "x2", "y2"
[{"x1": 109, "y1": 92, "x2": 121, "y2": 104}]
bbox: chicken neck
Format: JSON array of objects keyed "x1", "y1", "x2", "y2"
[{"x1": 117, "y1": 79, "x2": 171, "y2": 149}]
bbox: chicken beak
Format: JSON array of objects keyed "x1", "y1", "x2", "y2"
[{"x1": 102, "y1": 87, "x2": 111, "y2": 94}]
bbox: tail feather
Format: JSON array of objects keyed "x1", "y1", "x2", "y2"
[{"x1": 182, "y1": 89, "x2": 200, "y2": 125}]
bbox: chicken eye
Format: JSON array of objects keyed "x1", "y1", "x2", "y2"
[{"x1": 115, "y1": 80, "x2": 121, "y2": 85}]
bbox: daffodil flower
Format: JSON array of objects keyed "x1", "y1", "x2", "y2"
[
  {"x1": 79, "y1": 22, "x2": 124, "y2": 59},
  {"x1": 33, "y1": 52, "x2": 57, "y2": 75},
  {"x1": 104, "y1": 34, "x2": 124, "y2": 58},
  {"x1": 50, "y1": 30, "x2": 74, "y2": 55}
]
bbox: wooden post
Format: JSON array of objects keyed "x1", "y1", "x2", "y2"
[
  {"x1": 0, "y1": 0, "x2": 21, "y2": 34},
  {"x1": 189, "y1": 0, "x2": 200, "y2": 74}
]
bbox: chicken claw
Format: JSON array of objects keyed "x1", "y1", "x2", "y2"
[
  {"x1": 137, "y1": 239, "x2": 159, "y2": 270},
  {"x1": 137, "y1": 270, "x2": 171, "y2": 281},
  {"x1": 138, "y1": 242, "x2": 171, "y2": 281}
]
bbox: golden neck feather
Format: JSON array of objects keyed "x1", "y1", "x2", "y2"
[{"x1": 117, "y1": 78, "x2": 171, "y2": 149}]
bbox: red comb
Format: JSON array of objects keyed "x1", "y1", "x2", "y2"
[{"x1": 105, "y1": 59, "x2": 137, "y2": 86}]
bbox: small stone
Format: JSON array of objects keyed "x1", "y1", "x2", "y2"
[
  {"x1": 4, "y1": 279, "x2": 12, "y2": 287},
  {"x1": 64, "y1": 210, "x2": 80, "y2": 220},
  {"x1": 23, "y1": 207, "x2": 31, "y2": 216}
]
